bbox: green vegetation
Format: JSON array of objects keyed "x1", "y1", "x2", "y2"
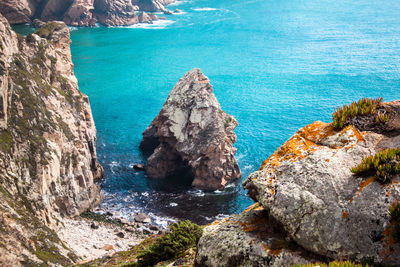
[
  {"x1": 77, "y1": 220, "x2": 202, "y2": 267},
  {"x1": 351, "y1": 147, "x2": 400, "y2": 183},
  {"x1": 332, "y1": 98, "x2": 387, "y2": 129},
  {"x1": 35, "y1": 22, "x2": 65, "y2": 40},
  {"x1": 135, "y1": 220, "x2": 202, "y2": 267},
  {"x1": 294, "y1": 261, "x2": 371, "y2": 267},
  {"x1": 0, "y1": 130, "x2": 14, "y2": 153},
  {"x1": 80, "y1": 211, "x2": 124, "y2": 227},
  {"x1": 224, "y1": 117, "x2": 232, "y2": 128},
  {"x1": 389, "y1": 203, "x2": 400, "y2": 242}
]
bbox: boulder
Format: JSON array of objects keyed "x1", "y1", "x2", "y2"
[
  {"x1": 91, "y1": 222, "x2": 100, "y2": 229},
  {"x1": 243, "y1": 101, "x2": 400, "y2": 264},
  {"x1": 140, "y1": 68, "x2": 241, "y2": 190},
  {"x1": 134, "y1": 213, "x2": 151, "y2": 223},
  {"x1": 32, "y1": 19, "x2": 46, "y2": 28},
  {"x1": 133, "y1": 163, "x2": 145, "y2": 170},
  {"x1": 195, "y1": 203, "x2": 320, "y2": 267}
]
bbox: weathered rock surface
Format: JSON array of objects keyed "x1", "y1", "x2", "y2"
[
  {"x1": 0, "y1": 15, "x2": 103, "y2": 265},
  {"x1": 197, "y1": 101, "x2": 400, "y2": 266},
  {"x1": 196, "y1": 203, "x2": 322, "y2": 267},
  {"x1": 138, "y1": 11, "x2": 158, "y2": 24},
  {"x1": 63, "y1": 0, "x2": 97, "y2": 27},
  {"x1": 133, "y1": 0, "x2": 172, "y2": 12},
  {"x1": 242, "y1": 101, "x2": 400, "y2": 264},
  {"x1": 0, "y1": 0, "x2": 174, "y2": 26},
  {"x1": 140, "y1": 68, "x2": 241, "y2": 190},
  {"x1": 93, "y1": 0, "x2": 138, "y2": 26}
]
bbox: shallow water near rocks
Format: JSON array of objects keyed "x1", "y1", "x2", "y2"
[{"x1": 66, "y1": 0, "x2": 400, "y2": 225}]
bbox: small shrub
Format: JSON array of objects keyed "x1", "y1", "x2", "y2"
[
  {"x1": 332, "y1": 97, "x2": 384, "y2": 129},
  {"x1": 389, "y1": 203, "x2": 400, "y2": 242},
  {"x1": 136, "y1": 220, "x2": 203, "y2": 267}
]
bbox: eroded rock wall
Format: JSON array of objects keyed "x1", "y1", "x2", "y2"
[
  {"x1": 0, "y1": 0, "x2": 175, "y2": 26},
  {"x1": 0, "y1": 15, "x2": 103, "y2": 266}
]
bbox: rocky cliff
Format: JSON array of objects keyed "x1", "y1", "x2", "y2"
[
  {"x1": 196, "y1": 100, "x2": 400, "y2": 266},
  {"x1": 140, "y1": 69, "x2": 241, "y2": 190},
  {"x1": 0, "y1": 14, "x2": 103, "y2": 265},
  {"x1": 0, "y1": 0, "x2": 175, "y2": 26}
]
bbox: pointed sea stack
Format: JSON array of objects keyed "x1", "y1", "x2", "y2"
[{"x1": 140, "y1": 68, "x2": 241, "y2": 190}]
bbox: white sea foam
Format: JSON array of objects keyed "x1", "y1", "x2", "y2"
[
  {"x1": 214, "y1": 190, "x2": 222, "y2": 194},
  {"x1": 126, "y1": 20, "x2": 175, "y2": 29},
  {"x1": 189, "y1": 189, "x2": 205, "y2": 197},
  {"x1": 192, "y1": 7, "x2": 217, "y2": 11},
  {"x1": 68, "y1": 26, "x2": 78, "y2": 32},
  {"x1": 141, "y1": 192, "x2": 149, "y2": 197},
  {"x1": 168, "y1": 0, "x2": 190, "y2": 7},
  {"x1": 215, "y1": 214, "x2": 229, "y2": 220},
  {"x1": 109, "y1": 161, "x2": 120, "y2": 174},
  {"x1": 169, "y1": 202, "x2": 178, "y2": 207},
  {"x1": 225, "y1": 183, "x2": 235, "y2": 188},
  {"x1": 244, "y1": 165, "x2": 253, "y2": 170}
]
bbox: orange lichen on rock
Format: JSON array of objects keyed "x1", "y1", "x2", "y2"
[
  {"x1": 342, "y1": 210, "x2": 348, "y2": 218},
  {"x1": 262, "y1": 243, "x2": 283, "y2": 256},
  {"x1": 359, "y1": 177, "x2": 376, "y2": 192},
  {"x1": 243, "y1": 203, "x2": 262, "y2": 213},
  {"x1": 259, "y1": 121, "x2": 363, "y2": 172},
  {"x1": 381, "y1": 223, "x2": 396, "y2": 258},
  {"x1": 259, "y1": 121, "x2": 329, "y2": 171}
]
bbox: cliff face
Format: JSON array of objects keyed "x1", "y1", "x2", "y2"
[
  {"x1": 140, "y1": 69, "x2": 241, "y2": 190},
  {"x1": 196, "y1": 101, "x2": 400, "y2": 266},
  {"x1": 0, "y1": 0, "x2": 174, "y2": 26},
  {"x1": 0, "y1": 14, "x2": 103, "y2": 265}
]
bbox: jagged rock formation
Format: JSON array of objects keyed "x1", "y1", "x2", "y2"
[
  {"x1": 138, "y1": 11, "x2": 159, "y2": 24},
  {"x1": 197, "y1": 101, "x2": 400, "y2": 266},
  {"x1": 0, "y1": 15, "x2": 103, "y2": 265},
  {"x1": 0, "y1": 0, "x2": 175, "y2": 26},
  {"x1": 140, "y1": 68, "x2": 241, "y2": 190}
]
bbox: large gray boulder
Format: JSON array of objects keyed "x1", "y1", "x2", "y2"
[
  {"x1": 140, "y1": 68, "x2": 241, "y2": 190},
  {"x1": 243, "y1": 101, "x2": 400, "y2": 264}
]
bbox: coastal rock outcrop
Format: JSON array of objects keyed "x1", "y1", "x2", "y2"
[
  {"x1": 196, "y1": 203, "x2": 321, "y2": 267},
  {"x1": 140, "y1": 68, "x2": 241, "y2": 190},
  {"x1": 0, "y1": 0, "x2": 175, "y2": 27},
  {"x1": 94, "y1": 0, "x2": 138, "y2": 26},
  {"x1": 197, "y1": 100, "x2": 400, "y2": 265},
  {"x1": 138, "y1": 11, "x2": 158, "y2": 24},
  {"x1": 0, "y1": 15, "x2": 103, "y2": 265}
]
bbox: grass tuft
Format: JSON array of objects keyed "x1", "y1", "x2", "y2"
[
  {"x1": 332, "y1": 98, "x2": 387, "y2": 129},
  {"x1": 351, "y1": 147, "x2": 400, "y2": 183}
]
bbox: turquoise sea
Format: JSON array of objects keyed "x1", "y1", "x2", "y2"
[{"x1": 63, "y1": 0, "x2": 400, "y2": 225}]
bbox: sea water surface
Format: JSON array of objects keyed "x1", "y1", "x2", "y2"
[{"x1": 67, "y1": 0, "x2": 400, "y2": 225}]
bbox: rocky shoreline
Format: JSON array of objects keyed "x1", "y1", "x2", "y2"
[{"x1": 0, "y1": 0, "x2": 177, "y2": 27}]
